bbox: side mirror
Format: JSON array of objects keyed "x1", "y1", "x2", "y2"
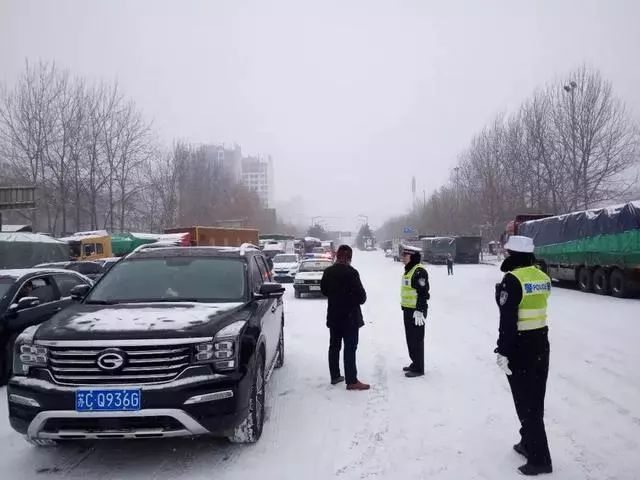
[
  {"x1": 257, "y1": 282, "x2": 285, "y2": 299},
  {"x1": 70, "y1": 284, "x2": 91, "y2": 300},
  {"x1": 10, "y1": 296, "x2": 40, "y2": 312}
]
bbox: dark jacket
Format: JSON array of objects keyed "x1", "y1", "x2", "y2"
[
  {"x1": 320, "y1": 262, "x2": 367, "y2": 331},
  {"x1": 402, "y1": 256, "x2": 430, "y2": 315},
  {"x1": 495, "y1": 253, "x2": 549, "y2": 362}
]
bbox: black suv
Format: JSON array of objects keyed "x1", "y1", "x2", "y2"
[
  {"x1": 0, "y1": 268, "x2": 94, "y2": 384},
  {"x1": 7, "y1": 246, "x2": 285, "y2": 445}
]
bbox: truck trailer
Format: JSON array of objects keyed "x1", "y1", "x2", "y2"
[
  {"x1": 422, "y1": 237, "x2": 456, "y2": 264},
  {"x1": 517, "y1": 201, "x2": 640, "y2": 298},
  {"x1": 164, "y1": 226, "x2": 259, "y2": 247},
  {"x1": 454, "y1": 236, "x2": 482, "y2": 264}
]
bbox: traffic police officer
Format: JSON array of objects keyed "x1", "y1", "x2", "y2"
[
  {"x1": 400, "y1": 244, "x2": 430, "y2": 378},
  {"x1": 495, "y1": 235, "x2": 553, "y2": 476}
]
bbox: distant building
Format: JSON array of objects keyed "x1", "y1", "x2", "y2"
[
  {"x1": 241, "y1": 156, "x2": 275, "y2": 208},
  {"x1": 202, "y1": 144, "x2": 242, "y2": 182}
]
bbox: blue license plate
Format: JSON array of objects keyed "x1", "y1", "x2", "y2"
[{"x1": 76, "y1": 389, "x2": 141, "y2": 412}]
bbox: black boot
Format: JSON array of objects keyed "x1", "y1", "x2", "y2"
[
  {"x1": 518, "y1": 463, "x2": 552, "y2": 476},
  {"x1": 402, "y1": 364, "x2": 415, "y2": 372},
  {"x1": 513, "y1": 442, "x2": 528, "y2": 458},
  {"x1": 331, "y1": 376, "x2": 345, "y2": 385},
  {"x1": 405, "y1": 371, "x2": 424, "y2": 378}
]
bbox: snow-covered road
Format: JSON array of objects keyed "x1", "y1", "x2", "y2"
[{"x1": 1, "y1": 252, "x2": 639, "y2": 479}]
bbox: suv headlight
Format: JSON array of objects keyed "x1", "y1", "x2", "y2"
[
  {"x1": 294, "y1": 278, "x2": 303, "y2": 284},
  {"x1": 193, "y1": 320, "x2": 246, "y2": 372},
  {"x1": 13, "y1": 327, "x2": 48, "y2": 375}
]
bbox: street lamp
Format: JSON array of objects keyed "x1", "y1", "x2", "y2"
[{"x1": 563, "y1": 81, "x2": 578, "y2": 206}]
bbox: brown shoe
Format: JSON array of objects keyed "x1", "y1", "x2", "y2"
[{"x1": 346, "y1": 381, "x2": 370, "y2": 391}]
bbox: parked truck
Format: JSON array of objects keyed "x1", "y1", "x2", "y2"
[
  {"x1": 0, "y1": 232, "x2": 70, "y2": 268},
  {"x1": 515, "y1": 201, "x2": 640, "y2": 298},
  {"x1": 454, "y1": 236, "x2": 482, "y2": 264},
  {"x1": 58, "y1": 231, "x2": 113, "y2": 261},
  {"x1": 163, "y1": 226, "x2": 259, "y2": 247},
  {"x1": 422, "y1": 237, "x2": 456, "y2": 264}
]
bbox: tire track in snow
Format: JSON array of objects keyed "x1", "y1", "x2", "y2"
[{"x1": 334, "y1": 353, "x2": 389, "y2": 479}]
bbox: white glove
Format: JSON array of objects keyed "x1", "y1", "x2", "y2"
[
  {"x1": 496, "y1": 354, "x2": 512, "y2": 376},
  {"x1": 413, "y1": 310, "x2": 425, "y2": 326}
]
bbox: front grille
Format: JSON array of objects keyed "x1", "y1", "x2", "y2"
[
  {"x1": 48, "y1": 344, "x2": 192, "y2": 385},
  {"x1": 43, "y1": 416, "x2": 184, "y2": 434},
  {"x1": 303, "y1": 280, "x2": 320, "y2": 285}
]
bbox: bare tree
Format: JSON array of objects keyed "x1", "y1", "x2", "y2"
[
  {"x1": 552, "y1": 66, "x2": 639, "y2": 209},
  {"x1": 0, "y1": 61, "x2": 58, "y2": 229},
  {"x1": 379, "y1": 66, "x2": 639, "y2": 242}
]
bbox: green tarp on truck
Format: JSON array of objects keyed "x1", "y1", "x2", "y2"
[
  {"x1": 518, "y1": 201, "x2": 640, "y2": 297},
  {"x1": 110, "y1": 233, "x2": 158, "y2": 257},
  {"x1": 0, "y1": 233, "x2": 70, "y2": 268},
  {"x1": 518, "y1": 201, "x2": 640, "y2": 268}
]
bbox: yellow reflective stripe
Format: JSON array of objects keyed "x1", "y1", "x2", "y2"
[
  {"x1": 518, "y1": 308, "x2": 547, "y2": 320},
  {"x1": 517, "y1": 318, "x2": 547, "y2": 331}
]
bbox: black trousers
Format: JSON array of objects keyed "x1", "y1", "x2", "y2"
[
  {"x1": 403, "y1": 309, "x2": 425, "y2": 373},
  {"x1": 328, "y1": 328, "x2": 359, "y2": 384},
  {"x1": 447, "y1": 263, "x2": 454, "y2": 275},
  {"x1": 507, "y1": 348, "x2": 552, "y2": 467}
]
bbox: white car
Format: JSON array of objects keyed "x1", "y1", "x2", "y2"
[
  {"x1": 293, "y1": 258, "x2": 333, "y2": 298},
  {"x1": 272, "y1": 253, "x2": 300, "y2": 283}
]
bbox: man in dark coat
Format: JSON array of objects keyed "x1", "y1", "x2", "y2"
[
  {"x1": 446, "y1": 253, "x2": 454, "y2": 276},
  {"x1": 320, "y1": 245, "x2": 370, "y2": 391},
  {"x1": 495, "y1": 235, "x2": 553, "y2": 476},
  {"x1": 400, "y1": 245, "x2": 430, "y2": 378}
]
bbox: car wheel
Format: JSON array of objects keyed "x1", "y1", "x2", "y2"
[
  {"x1": 275, "y1": 325, "x2": 284, "y2": 369},
  {"x1": 0, "y1": 334, "x2": 17, "y2": 386},
  {"x1": 578, "y1": 267, "x2": 593, "y2": 292},
  {"x1": 593, "y1": 268, "x2": 610, "y2": 295},
  {"x1": 228, "y1": 352, "x2": 265, "y2": 444}
]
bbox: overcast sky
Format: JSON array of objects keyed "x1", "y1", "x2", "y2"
[{"x1": 1, "y1": 0, "x2": 639, "y2": 231}]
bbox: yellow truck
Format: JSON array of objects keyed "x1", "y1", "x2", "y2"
[{"x1": 59, "y1": 231, "x2": 113, "y2": 261}]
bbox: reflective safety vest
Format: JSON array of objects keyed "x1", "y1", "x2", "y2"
[
  {"x1": 510, "y1": 266, "x2": 551, "y2": 331},
  {"x1": 401, "y1": 264, "x2": 422, "y2": 308}
]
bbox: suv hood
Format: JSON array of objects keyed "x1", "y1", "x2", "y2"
[{"x1": 34, "y1": 302, "x2": 246, "y2": 341}]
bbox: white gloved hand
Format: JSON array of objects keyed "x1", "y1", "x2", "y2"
[
  {"x1": 496, "y1": 354, "x2": 512, "y2": 376},
  {"x1": 413, "y1": 310, "x2": 425, "y2": 326}
]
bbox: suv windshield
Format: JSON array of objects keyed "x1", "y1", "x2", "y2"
[
  {"x1": 274, "y1": 255, "x2": 297, "y2": 263},
  {"x1": 86, "y1": 257, "x2": 246, "y2": 303},
  {"x1": 299, "y1": 261, "x2": 332, "y2": 272}
]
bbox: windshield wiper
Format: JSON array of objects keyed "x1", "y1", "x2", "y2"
[{"x1": 84, "y1": 299, "x2": 117, "y2": 305}]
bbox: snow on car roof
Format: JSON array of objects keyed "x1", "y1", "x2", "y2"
[{"x1": 0, "y1": 267, "x2": 80, "y2": 279}]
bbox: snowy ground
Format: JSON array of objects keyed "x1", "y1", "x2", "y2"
[{"x1": 1, "y1": 252, "x2": 639, "y2": 479}]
